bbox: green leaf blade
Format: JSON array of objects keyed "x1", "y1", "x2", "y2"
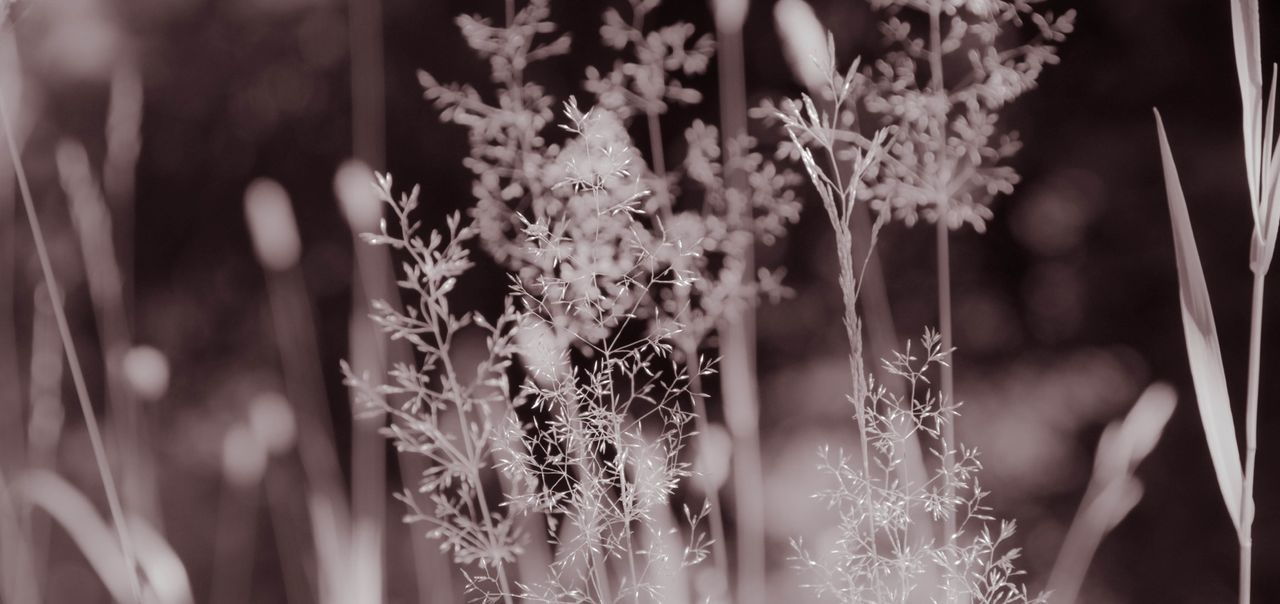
[{"x1": 1154, "y1": 110, "x2": 1245, "y2": 530}]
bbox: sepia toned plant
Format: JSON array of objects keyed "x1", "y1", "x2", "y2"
[
  {"x1": 777, "y1": 46, "x2": 1043, "y2": 603},
  {"x1": 859, "y1": 0, "x2": 1075, "y2": 232},
  {"x1": 344, "y1": 100, "x2": 719, "y2": 601},
  {"x1": 1153, "y1": 1, "x2": 1275, "y2": 601},
  {"x1": 419, "y1": 2, "x2": 804, "y2": 598}
]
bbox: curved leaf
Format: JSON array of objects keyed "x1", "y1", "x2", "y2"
[{"x1": 1154, "y1": 110, "x2": 1244, "y2": 530}]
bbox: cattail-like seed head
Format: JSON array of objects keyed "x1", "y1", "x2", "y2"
[
  {"x1": 244, "y1": 178, "x2": 301, "y2": 272},
  {"x1": 333, "y1": 159, "x2": 382, "y2": 234},
  {"x1": 248, "y1": 392, "x2": 297, "y2": 456},
  {"x1": 221, "y1": 424, "x2": 268, "y2": 488},
  {"x1": 712, "y1": 0, "x2": 748, "y2": 34},
  {"x1": 122, "y1": 345, "x2": 170, "y2": 403},
  {"x1": 774, "y1": 0, "x2": 827, "y2": 93},
  {"x1": 694, "y1": 424, "x2": 732, "y2": 493}
]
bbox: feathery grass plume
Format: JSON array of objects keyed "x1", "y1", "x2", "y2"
[
  {"x1": 421, "y1": 0, "x2": 799, "y2": 352},
  {"x1": 342, "y1": 174, "x2": 527, "y2": 602},
  {"x1": 1153, "y1": 3, "x2": 1277, "y2": 600},
  {"x1": 419, "y1": 3, "x2": 806, "y2": 599},
  {"x1": 857, "y1": 0, "x2": 1076, "y2": 231},
  {"x1": 807, "y1": 0, "x2": 1074, "y2": 554},
  {"x1": 1048, "y1": 383, "x2": 1176, "y2": 604},
  {"x1": 779, "y1": 66, "x2": 1042, "y2": 603},
  {"x1": 343, "y1": 159, "x2": 714, "y2": 602}
]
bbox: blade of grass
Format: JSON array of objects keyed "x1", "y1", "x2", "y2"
[
  {"x1": 0, "y1": 65, "x2": 143, "y2": 602},
  {"x1": 1153, "y1": 110, "x2": 1244, "y2": 529},
  {"x1": 1230, "y1": 0, "x2": 1264, "y2": 219}
]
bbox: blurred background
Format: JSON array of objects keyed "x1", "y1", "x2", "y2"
[{"x1": 1, "y1": 0, "x2": 1278, "y2": 602}]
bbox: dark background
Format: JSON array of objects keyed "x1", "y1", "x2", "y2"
[{"x1": 7, "y1": 0, "x2": 1280, "y2": 601}]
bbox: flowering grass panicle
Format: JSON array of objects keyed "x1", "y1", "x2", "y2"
[
  {"x1": 793, "y1": 330, "x2": 1043, "y2": 604},
  {"x1": 776, "y1": 45, "x2": 1043, "y2": 602},
  {"x1": 422, "y1": 0, "x2": 801, "y2": 351},
  {"x1": 861, "y1": 0, "x2": 1075, "y2": 231},
  {"x1": 343, "y1": 104, "x2": 721, "y2": 600},
  {"x1": 341, "y1": 175, "x2": 527, "y2": 587}
]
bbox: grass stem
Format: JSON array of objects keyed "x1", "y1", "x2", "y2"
[
  {"x1": 1240, "y1": 269, "x2": 1265, "y2": 604},
  {"x1": 927, "y1": 0, "x2": 958, "y2": 555},
  {"x1": 0, "y1": 61, "x2": 143, "y2": 603},
  {"x1": 715, "y1": 13, "x2": 767, "y2": 604}
]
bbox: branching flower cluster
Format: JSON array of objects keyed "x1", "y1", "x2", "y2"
[
  {"x1": 862, "y1": 0, "x2": 1074, "y2": 231},
  {"x1": 343, "y1": 165, "x2": 714, "y2": 602},
  {"x1": 793, "y1": 331, "x2": 1042, "y2": 604},
  {"x1": 419, "y1": 0, "x2": 800, "y2": 352},
  {"x1": 769, "y1": 0, "x2": 1074, "y2": 231},
  {"x1": 776, "y1": 47, "x2": 1043, "y2": 602}
]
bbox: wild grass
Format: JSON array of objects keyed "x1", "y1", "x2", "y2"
[
  {"x1": 413, "y1": 1, "x2": 801, "y2": 600},
  {"x1": 0, "y1": 0, "x2": 1223, "y2": 603},
  {"x1": 1153, "y1": 1, "x2": 1275, "y2": 601},
  {"x1": 775, "y1": 51, "x2": 1044, "y2": 603},
  {"x1": 342, "y1": 142, "x2": 715, "y2": 601},
  {"x1": 0, "y1": 42, "x2": 144, "y2": 602}
]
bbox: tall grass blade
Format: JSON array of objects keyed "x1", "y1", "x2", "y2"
[
  {"x1": 1154, "y1": 110, "x2": 1244, "y2": 529},
  {"x1": 1230, "y1": 0, "x2": 1264, "y2": 216}
]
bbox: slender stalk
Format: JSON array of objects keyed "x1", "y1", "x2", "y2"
[
  {"x1": 264, "y1": 463, "x2": 312, "y2": 604},
  {"x1": 0, "y1": 29, "x2": 18, "y2": 468},
  {"x1": 348, "y1": 0, "x2": 385, "y2": 170},
  {"x1": 58, "y1": 140, "x2": 149, "y2": 521},
  {"x1": 210, "y1": 480, "x2": 259, "y2": 604},
  {"x1": 936, "y1": 220, "x2": 955, "y2": 525},
  {"x1": 0, "y1": 69, "x2": 143, "y2": 602},
  {"x1": 646, "y1": 110, "x2": 667, "y2": 184},
  {"x1": 645, "y1": 68, "x2": 730, "y2": 590},
  {"x1": 684, "y1": 343, "x2": 730, "y2": 597},
  {"x1": 714, "y1": 10, "x2": 767, "y2": 603},
  {"x1": 1239, "y1": 269, "x2": 1265, "y2": 604},
  {"x1": 25, "y1": 285, "x2": 64, "y2": 596},
  {"x1": 927, "y1": 0, "x2": 958, "y2": 552}
]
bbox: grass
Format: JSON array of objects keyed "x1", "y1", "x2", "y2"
[
  {"x1": 1153, "y1": 2, "x2": 1276, "y2": 601},
  {"x1": 0, "y1": 47, "x2": 144, "y2": 602},
  {"x1": 2, "y1": 0, "x2": 1238, "y2": 602}
]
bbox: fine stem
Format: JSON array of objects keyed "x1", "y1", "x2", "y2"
[
  {"x1": 1240, "y1": 269, "x2": 1265, "y2": 604},
  {"x1": 936, "y1": 219, "x2": 956, "y2": 537},
  {"x1": 646, "y1": 109, "x2": 667, "y2": 183},
  {"x1": 684, "y1": 342, "x2": 731, "y2": 598},
  {"x1": 927, "y1": 0, "x2": 958, "y2": 553},
  {"x1": 0, "y1": 67, "x2": 143, "y2": 602},
  {"x1": 716, "y1": 14, "x2": 768, "y2": 604}
]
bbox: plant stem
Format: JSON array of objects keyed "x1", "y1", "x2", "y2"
[
  {"x1": 647, "y1": 109, "x2": 667, "y2": 184},
  {"x1": 684, "y1": 341, "x2": 731, "y2": 598},
  {"x1": 715, "y1": 12, "x2": 768, "y2": 604},
  {"x1": 927, "y1": 0, "x2": 958, "y2": 554},
  {"x1": 0, "y1": 68, "x2": 143, "y2": 602},
  {"x1": 1240, "y1": 269, "x2": 1265, "y2": 604}
]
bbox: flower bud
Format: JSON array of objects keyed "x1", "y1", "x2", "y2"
[
  {"x1": 774, "y1": 0, "x2": 828, "y2": 93},
  {"x1": 244, "y1": 178, "x2": 301, "y2": 272},
  {"x1": 334, "y1": 159, "x2": 382, "y2": 233}
]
